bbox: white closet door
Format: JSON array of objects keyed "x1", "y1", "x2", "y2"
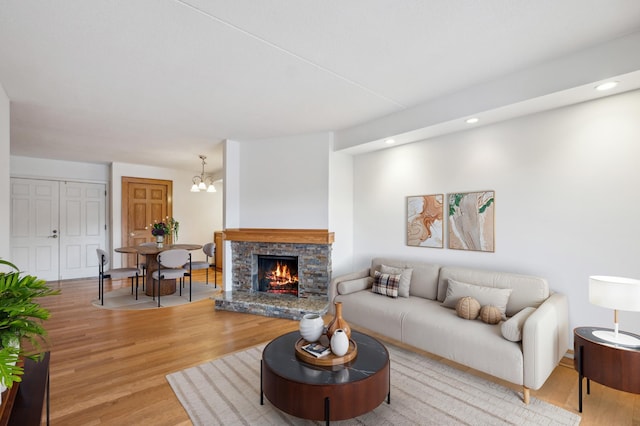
[
  {"x1": 10, "y1": 178, "x2": 108, "y2": 281},
  {"x1": 10, "y1": 178, "x2": 60, "y2": 281},
  {"x1": 59, "y1": 181, "x2": 107, "y2": 280}
]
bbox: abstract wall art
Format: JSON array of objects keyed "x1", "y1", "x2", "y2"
[
  {"x1": 407, "y1": 194, "x2": 444, "y2": 248},
  {"x1": 448, "y1": 191, "x2": 495, "y2": 252}
]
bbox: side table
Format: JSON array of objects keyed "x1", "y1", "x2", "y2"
[{"x1": 574, "y1": 327, "x2": 640, "y2": 413}]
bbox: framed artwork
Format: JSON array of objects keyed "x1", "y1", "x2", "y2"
[
  {"x1": 407, "y1": 194, "x2": 444, "y2": 248},
  {"x1": 448, "y1": 191, "x2": 495, "y2": 252}
]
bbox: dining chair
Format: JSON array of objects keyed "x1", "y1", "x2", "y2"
[
  {"x1": 151, "y1": 249, "x2": 192, "y2": 307},
  {"x1": 137, "y1": 242, "x2": 157, "y2": 290},
  {"x1": 96, "y1": 248, "x2": 140, "y2": 305},
  {"x1": 187, "y1": 242, "x2": 217, "y2": 287}
]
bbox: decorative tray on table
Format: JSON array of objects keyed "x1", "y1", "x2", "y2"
[{"x1": 294, "y1": 336, "x2": 358, "y2": 366}]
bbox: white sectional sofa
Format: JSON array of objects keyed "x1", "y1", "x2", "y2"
[{"x1": 329, "y1": 257, "x2": 569, "y2": 403}]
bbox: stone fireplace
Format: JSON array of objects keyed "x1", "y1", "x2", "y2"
[{"x1": 214, "y1": 229, "x2": 333, "y2": 320}]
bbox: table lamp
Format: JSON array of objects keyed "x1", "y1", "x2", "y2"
[{"x1": 589, "y1": 275, "x2": 640, "y2": 346}]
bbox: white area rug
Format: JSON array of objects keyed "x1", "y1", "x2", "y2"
[
  {"x1": 92, "y1": 281, "x2": 219, "y2": 310},
  {"x1": 167, "y1": 342, "x2": 581, "y2": 425}
]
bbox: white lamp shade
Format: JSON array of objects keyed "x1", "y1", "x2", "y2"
[
  {"x1": 190, "y1": 184, "x2": 199, "y2": 192},
  {"x1": 589, "y1": 275, "x2": 640, "y2": 312}
]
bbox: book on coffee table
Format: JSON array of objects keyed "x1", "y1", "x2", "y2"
[{"x1": 302, "y1": 342, "x2": 331, "y2": 358}]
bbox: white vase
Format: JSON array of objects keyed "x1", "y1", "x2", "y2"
[
  {"x1": 330, "y1": 328, "x2": 349, "y2": 357},
  {"x1": 156, "y1": 235, "x2": 164, "y2": 248},
  {"x1": 299, "y1": 313, "x2": 324, "y2": 343}
]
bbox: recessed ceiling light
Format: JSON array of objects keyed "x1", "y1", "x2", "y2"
[
  {"x1": 385, "y1": 139, "x2": 395, "y2": 144},
  {"x1": 465, "y1": 117, "x2": 479, "y2": 124},
  {"x1": 595, "y1": 81, "x2": 619, "y2": 91}
]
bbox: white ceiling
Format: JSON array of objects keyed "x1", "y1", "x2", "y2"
[{"x1": 1, "y1": 1, "x2": 640, "y2": 173}]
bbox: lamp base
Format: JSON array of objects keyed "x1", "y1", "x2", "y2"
[{"x1": 593, "y1": 329, "x2": 640, "y2": 346}]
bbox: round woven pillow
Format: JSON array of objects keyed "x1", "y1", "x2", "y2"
[
  {"x1": 455, "y1": 296, "x2": 480, "y2": 320},
  {"x1": 480, "y1": 305, "x2": 502, "y2": 324}
]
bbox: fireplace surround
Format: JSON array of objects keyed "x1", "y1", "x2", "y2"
[{"x1": 215, "y1": 229, "x2": 333, "y2": 320}]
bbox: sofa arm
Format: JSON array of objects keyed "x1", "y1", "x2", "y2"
[
  {"x1": 328, "y1": 268, "x2": 370, "y2": 309},
  {"x1": 522, "y1": 292, "x2": 569, "y2": 390}
]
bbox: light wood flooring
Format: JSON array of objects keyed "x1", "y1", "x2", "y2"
[{"x1": 33, "y1": 272, "x2": 639, "y2": 425}]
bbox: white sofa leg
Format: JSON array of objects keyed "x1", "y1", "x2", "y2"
[{"x1": 523, "y1": 386, "x2": 530, "y2": 404}]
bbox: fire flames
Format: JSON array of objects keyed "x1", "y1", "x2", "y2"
[
  {"x1": 263, "y1": 261, "x2": 298, "y2": 296},
  {"x1": 266, "y1": 261, "x2": 297, "y2": 285}
]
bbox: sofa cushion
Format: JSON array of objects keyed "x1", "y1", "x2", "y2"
[
  {"x1": 401, "y1": 300, "x2": 525, "y2": 385},
  {"x1": 371, "y1": 258, "x2": 440, "y2": 300},
  {"x1": 337, "y1": 276, "x2": 373, "y2": 295},
  {"x1": 438, "y1": 267, "x2": 549, "y2": 317},
  {"x1": 442, "y1": 279, "x2": 512, "y2": 319},
  {"x1": 334, "y1": 291, "x2": 412, "y2": 339},
  {"x1": 372, "y1": 271, "x2": 400, "y2": 298},
  {"x1": 380, "y1": 264, "x2": 413, "y2": 297},
  {"x1": 501, "y1": 307, "x2": 536, "y2": 342}
]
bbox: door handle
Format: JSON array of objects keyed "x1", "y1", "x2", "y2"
[{"x1": 48, "y1": 234, "x2": 58, "y2": 238}]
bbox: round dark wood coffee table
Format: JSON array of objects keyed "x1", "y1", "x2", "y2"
[{"x1": 260, "y1": 330, "x2": 390, "y2": 425}]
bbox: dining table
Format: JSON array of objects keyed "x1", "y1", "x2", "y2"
[{"x1": 115, "y1": 244, "x2": 202, "y2": 296}]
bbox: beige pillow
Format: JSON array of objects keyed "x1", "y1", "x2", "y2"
[
  {"x1": 479, "y1": 305, "x2": 502, "y2": 324},
  {"x1": 501, "y1": 307, "x2": 536, "y2": 342},
  {"x1": 380, "y1": 265, "x2": 413, "y2": 298},
  {"x1": 455, "y1": 296, "x2": 480, "y2": 320},
  {"x1": 337, "y1": 277, "x2": 373, "y2": 295},
  {"x1": 442, "y1": 279, "x2": 512, "y2": 319}
]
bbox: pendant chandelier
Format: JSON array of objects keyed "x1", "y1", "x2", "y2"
[{"x1": 190, "y1": 155, "x2": 216, "y2": 193}]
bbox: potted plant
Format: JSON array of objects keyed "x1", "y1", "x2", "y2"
[
  {"x1": 0, "y1": 258, "x2": 59, "y2": 398},
  {"x1": 150, "y1": 217, "x2": 179, "y2": 245},
  {"x1": 151, "y1": 220, "x2": 170, "y2": 247}
]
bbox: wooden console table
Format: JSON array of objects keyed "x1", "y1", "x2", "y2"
[
  {"x1": 574, "y1": 327, "x2": 640, "y2": 413},
  {"x1": 0, "y1": 352, "x2": 50, "y2": 426}
]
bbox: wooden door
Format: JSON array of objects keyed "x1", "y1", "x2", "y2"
[
  {"x1": 121, "y1": 177, "x2": 173, "y2": 267},
  {"x1": 214, "y1": 231, "x2": 223, "y2": 271}
]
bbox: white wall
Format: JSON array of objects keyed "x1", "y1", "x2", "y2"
[
  {"x1": 10, "y1": 156, "x2": 109, "y2": 182},
  {"x1": 0, "y1": 84, "x2": 9, "y2": 260},
  {"x1": 221, "y1": 140, "x2": 241, "y2": 292},
  {"x1": 238, "y1": 132, "x2": 330, "y2": 228},
  {"x1": 111, "y1": 162, "x2": 223, "y2": 267},
  {"x1": 352, "y1": 89, "x2": 640, "y2": 339},
  {"x1": 329, "y1": 147, "x2": 354, "y2": 277}
]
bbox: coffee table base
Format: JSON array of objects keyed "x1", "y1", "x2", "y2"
[{"x1": 260, "y1": 359, "x2": 390, "y2": 425}]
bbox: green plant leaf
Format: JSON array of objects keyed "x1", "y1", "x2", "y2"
[{"x1": 0, "y1": 258, "x2": 59, "y2": 388}]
